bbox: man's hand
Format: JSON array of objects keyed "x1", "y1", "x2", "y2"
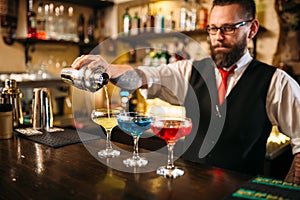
[
  {"x1": 285, "y1": 153, "x2": 300, "y2": 184},
  {"x1": 71, "y1": 55, "x2": 109, "y2": 70},
  {"x1": 71, "y1": 54, "x2": 134, "y2": 79}
]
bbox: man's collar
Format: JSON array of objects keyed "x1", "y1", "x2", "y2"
[{"x1": 235, "y1": 50, "x2": 253, "y2": 71}]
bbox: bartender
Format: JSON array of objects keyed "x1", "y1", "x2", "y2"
[{"x1": 71, "y1": 0, "x2": 300, "y2": 184}]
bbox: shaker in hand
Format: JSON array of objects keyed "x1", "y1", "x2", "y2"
[{"x1": 60, "y1": 64, "x2": 109, "y2": 92}]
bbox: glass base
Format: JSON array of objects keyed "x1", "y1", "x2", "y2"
[
  {"x1": 123, "y1": 156, "x2": 148, "y2": 167},
  {"x1": 156, "y1": 166, "x2": 184, "y2": 179},
  {"x1": 98, "y1": 149, "x2": 120, "y2": 158}
]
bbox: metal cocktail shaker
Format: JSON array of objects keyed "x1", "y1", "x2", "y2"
[
  {"x1": 1, "y1": 79, "x2": 23, "y2": 127},
  {"x1": 32, "y1": 88, "x2": 53, "y2": 131},
  {"x1": 60, "y1": 66, "x2": 109, "y2": 92}
]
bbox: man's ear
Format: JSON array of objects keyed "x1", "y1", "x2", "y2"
[{"x1": 248, "y1": 19, "x2": 259, "y2": 39}]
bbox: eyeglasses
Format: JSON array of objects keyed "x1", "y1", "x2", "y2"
[{"x1": 207, "y1": 19, "x2": 253, "y2": 35}]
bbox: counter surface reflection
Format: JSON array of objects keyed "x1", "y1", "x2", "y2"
[{"x1": 0, "y1": 134, "x2": 251, "y2": 200}]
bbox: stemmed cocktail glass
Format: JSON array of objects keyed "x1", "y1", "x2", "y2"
[
  {"x1": 117, "y1": 112, "x2": 152, "y2": 167},
  {"x1": 151, "y1": 117, "x2": 192, "y2": 178},
  {"x1": 91, "y1": 108, "x2": 121, "y2": 158}
]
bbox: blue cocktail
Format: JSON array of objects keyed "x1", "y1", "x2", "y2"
[{"x1": 118, "y1": 112, "x2": 152, "y2": 167}]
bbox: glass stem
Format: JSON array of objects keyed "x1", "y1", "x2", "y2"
[
  {"x1": 105, "y1": 129, "x2": 113, "y2": 151},
  {"x1": 132, "y1": 135, "x2": 140, "y2": 159},
  {"x1": 167, "y1": 143, "x2": 175, "y2": 169}
]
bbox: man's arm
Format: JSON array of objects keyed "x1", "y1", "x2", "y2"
[
  {"x1": 109, "y1": 68, "x2": 148, "y2": 90},
  {"x1": 266, "y1": 69, "x2": 300, "y2": 184},
  {"x1": 285, "y1": 153, "x2": 300, "y2": 184}
]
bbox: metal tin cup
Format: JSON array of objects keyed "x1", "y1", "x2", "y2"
[
  {"x1": 32, "y1": 88, "x2": 53, "y2": 131},
  {"x1": 0, "y1": 104, "x2": 13, "y2": 139}
]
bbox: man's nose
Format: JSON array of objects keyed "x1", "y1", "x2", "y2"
[{"x1": 215, "y1": 29, "x2": 225, "y2": 40}]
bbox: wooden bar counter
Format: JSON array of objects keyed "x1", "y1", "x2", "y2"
[{"x1": 0, "y1": 133, "x2": 251, "y2": 200}]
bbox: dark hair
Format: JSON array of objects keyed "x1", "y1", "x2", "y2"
[{"x1": 211, "y1": 0, "x2": 256, "y2": 20}]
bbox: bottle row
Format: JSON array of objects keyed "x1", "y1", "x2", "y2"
[
  {"x1": 122, "y1": 0, "x2": 209, "y2": 36},
  {"x1": 26, "y1": 0, "x2": 95, "y2": 43},
  {"x1": 142, "y1": 42, "x2": 191, "y2": 67}
]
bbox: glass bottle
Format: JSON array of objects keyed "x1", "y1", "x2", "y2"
[
  {"x1": 160, "y1": 44, "x2": 170, "y2": 64},
  {"x1": 140, "y1": 5, "x2": 147, "y2": 33},
  {"x1": 77, "y1": 13, "x2": 85, "y2": 42},
  {"x1": 45, "y1": 3, "x2": 55, "y2": 39},
  {"x1": 197, "y1": 0, "x2": 208, "y2": 30},
  {"x1": 27, "y1": 0, "x2": 37, "y2": 38},
  {"x1": 190, "y1": 1, "x2": 197, "y2": 31},
  {"x1": 52, "y1": 6, "x2": 60, "y2": 40},
  {"x1": 175, "y1": 41, "x2": 190, "y2": 61},
  {"x1": 165, "y1": 11, "x2": 175, "y2": 32},
  {"x1": 152, "y1": 44, "x2": 161, "y2": 67},
  {"x1": 87, "y1": 15, "x2": 95, "y2": 42},
  {"x1": 154, "y1": 8, "x2": 165, "y2": 33},
  {"x1": 131, "y1": 12, "x2": 140, "y2": 36},
  {"x1": 143, "y1": 48, "x2": 152, "y2": 66},
  {"x1": 168, "y1": 43, "x2": 177, "y2": 63},
  {"x1": 180, "y1": 0, "x2": 188, "y2": 31},
  {"x1": 146, "y1": 4, "x2": 155, "y2": 32},
  {"x1": 66, "y1": 7, "x2": 78, "y2": 42},
  {"x1": 36, "y1": 2, "x2": 46, "y2": 40},
  {"x1": 123, "y1": 7, "x2": 131, "y2": 36},
  {"x1": 55, "y1": 5, "x2": 65, "y2": 40}
]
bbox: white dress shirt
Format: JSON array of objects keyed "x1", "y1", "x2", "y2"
[{"x1": 138, "y1": 50, "x2": 300, "y2": 155}]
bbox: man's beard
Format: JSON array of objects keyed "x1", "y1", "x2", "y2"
[{"x1": 211, "y1": 37, "x2": 247, "y2": 68}]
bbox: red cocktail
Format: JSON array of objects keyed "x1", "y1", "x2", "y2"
[{"x1": 151, "y1": 117, "x2": 192, "y2": 178}]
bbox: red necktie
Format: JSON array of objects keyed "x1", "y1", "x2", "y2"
[{"x1": 218, "y1": 66, "x2": 236, "y2": 105}]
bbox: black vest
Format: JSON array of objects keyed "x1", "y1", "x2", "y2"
[{"x1": 182, "y1": 58, "x2": 276, "y2": 175}]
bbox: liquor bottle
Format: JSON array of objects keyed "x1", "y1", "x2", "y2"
[
  {"x1": 181, "y1": 46, "x2": 191, "y2": 60},
  {"x1": 128, "y1": 91, "x2": 138, "y2": 112},
  {"x1": 52, "y1": 6, "x2": 60, "y2": 39},
  {"x1": 180, "y1": 0, "x2": 188, "y2": 31},
  {"x1": 140, "y1": 6, "x2": 147, "y2": 33},
  {"x1": 45, "y1": 3, "x2": 55, "y2": 39},
  {"x1": 152, "y1": 45, "x2": 161, "y2": 67},
  {"x1": 169, "y1": 51, "x2": 177, "y2": 63},
  {"x1": 197, "y1": 0, "x2": 208, "y2": 29},
  {"x1": 175, "y1": 41, "x2": 191, "y2": 61},
  {"x1": 120, "y1": 90, "x2": 130, "y2": 111},
  {"x1": 77, "y1": 13, "x2": 85, "y2": 42},
  {"x1": 60, "y1": 5, "x2": 67, "y2": 39},
  {"x1": 190, "y1": 1, "x2": 197, "y2": 31},
  {"x1": 54, "y1": 5, "x2": 65, "y2": 40},
  {"x1": 128, "y1": 90, "x2": 146, "y2": 113},
  {"x1": 256, "y1": 0, "x2": 266, "y2": 25},
  {"x1": 168, "y1": 43, "x2": 177, "y2": 63},
  {"x1": 131, "y1": 12, "x2": 140, "y2": 35},
  {"x1": 60, "y1": 66, "x2": 109, "y2": 93},
  {"x1": 145, "y1": 4, "x2": 155, "y2": 32},
  {"x1": 165, "y1": 11, "x2": 175, "y2": 32},
  {"x1": 143, "y1": 48, "x2": 152, "y2": 66},
  {"x1": 87, "y1": 15, "x2": 95, "y2": 42},
  {"x1": 36, "y1": 2, "x2": 46, "y2": 40},
  {"x1": 154, "y1": 8, "x2": 165, "y2": 33},
  {"x1": 66, "y1": 6, "x2": 78, "y2": 42},
  {"x1": 27, "y1": 0, "x2": 37, "y2": 38},
  {"x1": 160, "y1": 44, "x2": 170, "y2": 64},
  {"x1": 123, "y1": 7, "x2": 131, "y2": 36},
  {"x1": 184, "y1": 0, "x2": 197, "y2": 31}
]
